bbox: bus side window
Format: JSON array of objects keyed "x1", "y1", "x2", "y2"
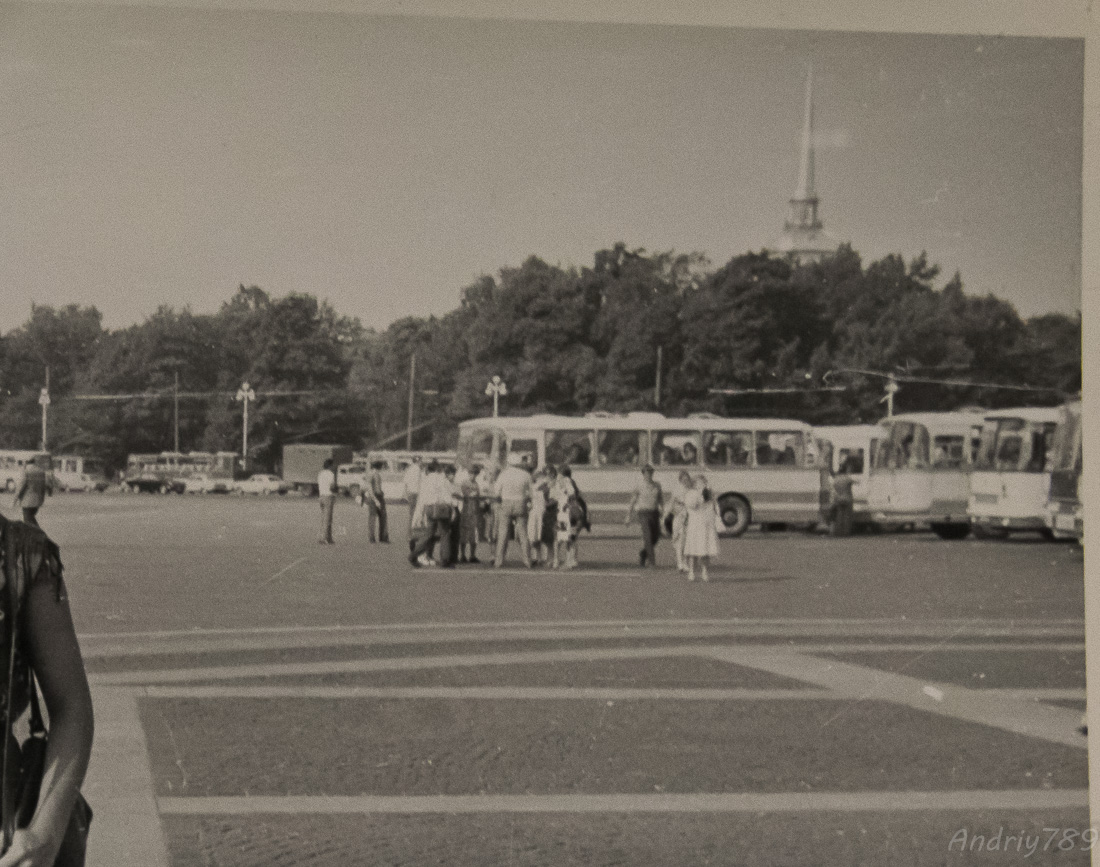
[
  {"x1": 755, "y1": 431, "x2": 804, "y2": 467},
  {"x1": 651, "y1": 431, "x2": 701, "y2": 467},
  {"x1": 596, "y1": 430, "x2": 646, "y2": 467},
  {"x1": 546, "y1": 431, "x2": 594, "y2": 467},
  {"x1": 703, "y1": 431, "x2": 752, "y2": 467},
  {"x1": 508, "y1": 438, "x2": 539, "y2": 469}
]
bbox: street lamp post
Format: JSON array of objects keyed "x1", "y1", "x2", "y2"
[
  {"x1": 883, "y1": 378, "x2": 899, "y2": 418},
  {"x1": 485, "y1": 375, "x2": 507, "y2": 418},
  {"x1": 235, "y1": 382, "x2": 256, "y2": 465},
  {"x1": 38, "y1": 387, "x2": 50, "y2": 451}
]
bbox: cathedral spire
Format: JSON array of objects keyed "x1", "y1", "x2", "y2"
[
  {"x1": 794, "y1": 64, "x2": 816, "y2": 201},
  {"x1": 773, "y1": 63, "x2": 837, "y2": 265}
]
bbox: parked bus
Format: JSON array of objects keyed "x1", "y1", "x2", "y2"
[
  {"x1": 866, "y1": 411, "x2": 985, "y2": 539},
  {"x1": 968, "y1": 407, "x2": 1060, "y2": 539},
  {"x1": 52, "y1": 455, "x2": 110, "y2": 492},
  {"x1": 812, "y1": 425, "x2": 882, "y2": 526},
  {"x1": 123, "y1": 451, "x2": 236, "y2": 493},
  {"x1": 1045, "y1": 399, "x2": 1083, "y2": 541},
  {"x1": 456, "y1": 413, "x2": 825, "y2": 535}
]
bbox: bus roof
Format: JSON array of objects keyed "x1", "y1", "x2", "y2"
[
  {"x1": 882, "y1": 411, "x2": 986, "y2": 434},
  {"x1": 458, "y1": 414, "x2": 812, "y2": 432},
  {"x1": 813, "y1": 425, "x2": 882, "y2": 438},
  {"x1": 979, "y1": 406, "x2": 1061, "y2": 424}
]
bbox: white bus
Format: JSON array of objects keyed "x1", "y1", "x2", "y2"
[
  {"x1": 456, "y1": 413, "x2": 826, "y2": 535},
  {"x1": 812, "y1": 425, "x2": 882, "y2": 525},
  {"x1": 866, "y1": 411, "x2": 985, "y2": 539},
  {"x1": 1045, "y1": 399, "x2": 1082, "y2": 541},
  {"x1": 968, "y1": 407, "x2": 1060, "y2": 538},
  {"x1": 0, "y1": 450, "x2": 48, "y2": 492}
]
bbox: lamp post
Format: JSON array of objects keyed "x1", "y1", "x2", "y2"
[
  {"x1": 485, "y1": 375, "x2": 507, "y2": 418},
  {"x1": 883, "y1": 378, "x2": 899, "y2": 418},
  {"x1": 38, "y1": 387, "x2": 50, "y2": 451},
  {"x1": 235, "y1": 382, "x2": 256, "y2": 465}
]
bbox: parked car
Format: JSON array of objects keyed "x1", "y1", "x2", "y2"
[
  {"x1": 234, "y1": 474, "x2": 288, "y2": 496},
  {"x1": 183, "y1": 474, "x2": 231, "y2": 494}
]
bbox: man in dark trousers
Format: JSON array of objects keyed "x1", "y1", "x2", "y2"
[
  {"x1": 626, "y1": 464, "x2": 664, "y2": 567},
  {"x1": 366, "y1": 460, "x2": 389, "y2": 543},
  {"x1": 14, "y1": 454, "x2": 53, "y2": 527}
]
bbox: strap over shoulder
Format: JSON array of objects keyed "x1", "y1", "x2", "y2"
[{"x1": 0, "y1": 517, "x2": 64, "y2": 608}]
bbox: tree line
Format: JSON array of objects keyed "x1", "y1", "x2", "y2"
[{"x1": 0, "y1": 243, "x2": 1080, "y2": 473}]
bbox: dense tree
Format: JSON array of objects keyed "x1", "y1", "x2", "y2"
[{"x1": 0, "y1": 246, "x2": 1080, "y2": 472}]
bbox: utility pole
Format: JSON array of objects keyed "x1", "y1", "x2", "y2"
[
  {"x1": 654, "y1": 345, "x2": 663, "y2": 409},
  {"x1": 173, "y1": 369, "x2": 180, "y2": 453},
  {"x1": 406, "y1": 354, "x2": 416, "y2": 450},
  {"x1": 38, "y1": 367, "x2": 50, "y2": 451}
]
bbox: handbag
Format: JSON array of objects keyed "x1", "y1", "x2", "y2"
[
  {"x1": 425, "y1": 503, "x2": 453, "y2": 522},
  {"x1": 1, "y1": 522, "x2": 92, "y2": 865}
]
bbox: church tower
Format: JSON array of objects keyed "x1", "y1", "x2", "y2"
[{"x1": 773, "y1": 66, "x2": 839, "y2": 264}]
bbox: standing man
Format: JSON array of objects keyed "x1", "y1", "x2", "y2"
[
  {"x1": 317, "y1": 458, "x2": 337, "y2": 544},
  {"x1": 402, "y1": 456, "x2": 423, "y2": 545},
  {"x1": 626, "y1": 464, "x2": 664, "y2": 567},
  {"x1": 14, "y1": 454, "x2": 53, "y2": 527},
  {"x1": 493, "y1": 452, "x2": 533, "y2": 568},
  {"x1": 366, "y1": 460, "x2": 389, "y2": 543}
]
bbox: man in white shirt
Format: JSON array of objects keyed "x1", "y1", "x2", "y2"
[
  {"x1": 402, "y1": 457, "x2": 423, "y2": 542},
  {"x1": 317, "y1": 458, "x2": 337, "y2": 544},
  {"x1": 493, "y1": 453, "x2": 533, "y2": 568}
]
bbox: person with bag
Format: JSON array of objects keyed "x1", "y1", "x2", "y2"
[
  {"x1": 0, "y1": 514, "x2": 94, "y2": 867},
  {"x1": 683, "y1": 474, "x2": 720, "y2": 582},
  {"x1": 407, "y1": 463, "x2": 461, "y2": 568}
]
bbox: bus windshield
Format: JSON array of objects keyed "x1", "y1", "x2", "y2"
[
  {"x1": 456, "y1": 427, "x2": 503, "y2": 467},
  {"x1": 873, "y1": 422, "x2": 931, "y2": 470},
  {"x1": 1051, "y1": 409, "x2": 1082, "y2": 474},
  {"x1": 976, "y1": 419, "x2": 1056, "y2": 472}
]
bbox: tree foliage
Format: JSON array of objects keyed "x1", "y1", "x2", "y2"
[{"x1": 0, "y1": 246, "x2": 1080, "y2": 472}]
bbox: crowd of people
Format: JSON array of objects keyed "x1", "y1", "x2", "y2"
[
  {"x1": 401, "y1": 454, "x2": 589, "y2": 570},
  {"x1": 389, "y1": 456, "x2": 725, "y2": 581}
]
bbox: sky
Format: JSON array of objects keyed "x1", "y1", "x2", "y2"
[{"x1": 0, "y1": 3, "x2": 1086, "y2": 333}]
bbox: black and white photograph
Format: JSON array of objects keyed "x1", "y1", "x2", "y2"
[{"x1": 0, "y1": 1, "x2": 1094, "y2": 864}]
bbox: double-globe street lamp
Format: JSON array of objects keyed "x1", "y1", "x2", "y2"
[
  {"x1": 485, "y1": 375, "x2": 507, "y2": 417},
  {"x1": 235, "y1": 382, "x2": 256, "y2": 467}
]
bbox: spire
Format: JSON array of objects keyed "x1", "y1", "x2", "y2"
[
  {"x1": 794, "y1": 64, "x2": 815, "y2": 200},
  {"x1": 773, "y1": 63, "x2": 838, "y2": 265}
]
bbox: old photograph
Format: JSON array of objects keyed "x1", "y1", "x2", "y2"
[{"x1": 0, "y1": 0, "x2": 1093, "y2": 864}]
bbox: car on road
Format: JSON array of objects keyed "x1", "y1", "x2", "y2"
[
  {"x1": 234, "y1": 474, "x2": 288, "y2": 496},
  {"x1": 183, "y1": 474, "x2": 231, "y2": 494}
]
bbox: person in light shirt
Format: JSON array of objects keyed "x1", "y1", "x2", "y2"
[
  {"x1": 402, "y1": 456, "x2": 423, "y2": 543},
  {"x1": 492, "y1": 453, "x2": 533, "y2": 568},
  {"x1": 317, "y1": 458, "x2": 337, "y2": 544}
]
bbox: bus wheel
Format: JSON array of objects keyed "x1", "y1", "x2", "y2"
[
  {"x1": 931, "y1": 522, "x2": 971, "y2": 540},
  {"x1": 718, "y1": 495, "x2": 751, "y2": 537}
]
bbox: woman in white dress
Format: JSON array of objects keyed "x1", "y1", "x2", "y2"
[{"x1": 682, "y1": 474, "x2": 720, "y2": 582}]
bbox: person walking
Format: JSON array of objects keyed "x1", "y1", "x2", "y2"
[
  {"x1": 317, "y1": 458, "x2": 337, "y2": 544},
  {"x1": 683, "y1": 474, "x2": 720, "y2": 582},
  {"x1": 14, "y1": 454, "x2": 53, "y2": 527},
  {"x1": 626, "y1": 464, "x2": 663, "y2": 567},
  {"x1": 402, "y1": 456, "x2": 423, "y2": 543},
  {"x1": 493, "y1": 453, "x2": 533, "y2": 568},
  {"x1": 365, "y1": 460, "x2": 389, "y2": 543}
]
